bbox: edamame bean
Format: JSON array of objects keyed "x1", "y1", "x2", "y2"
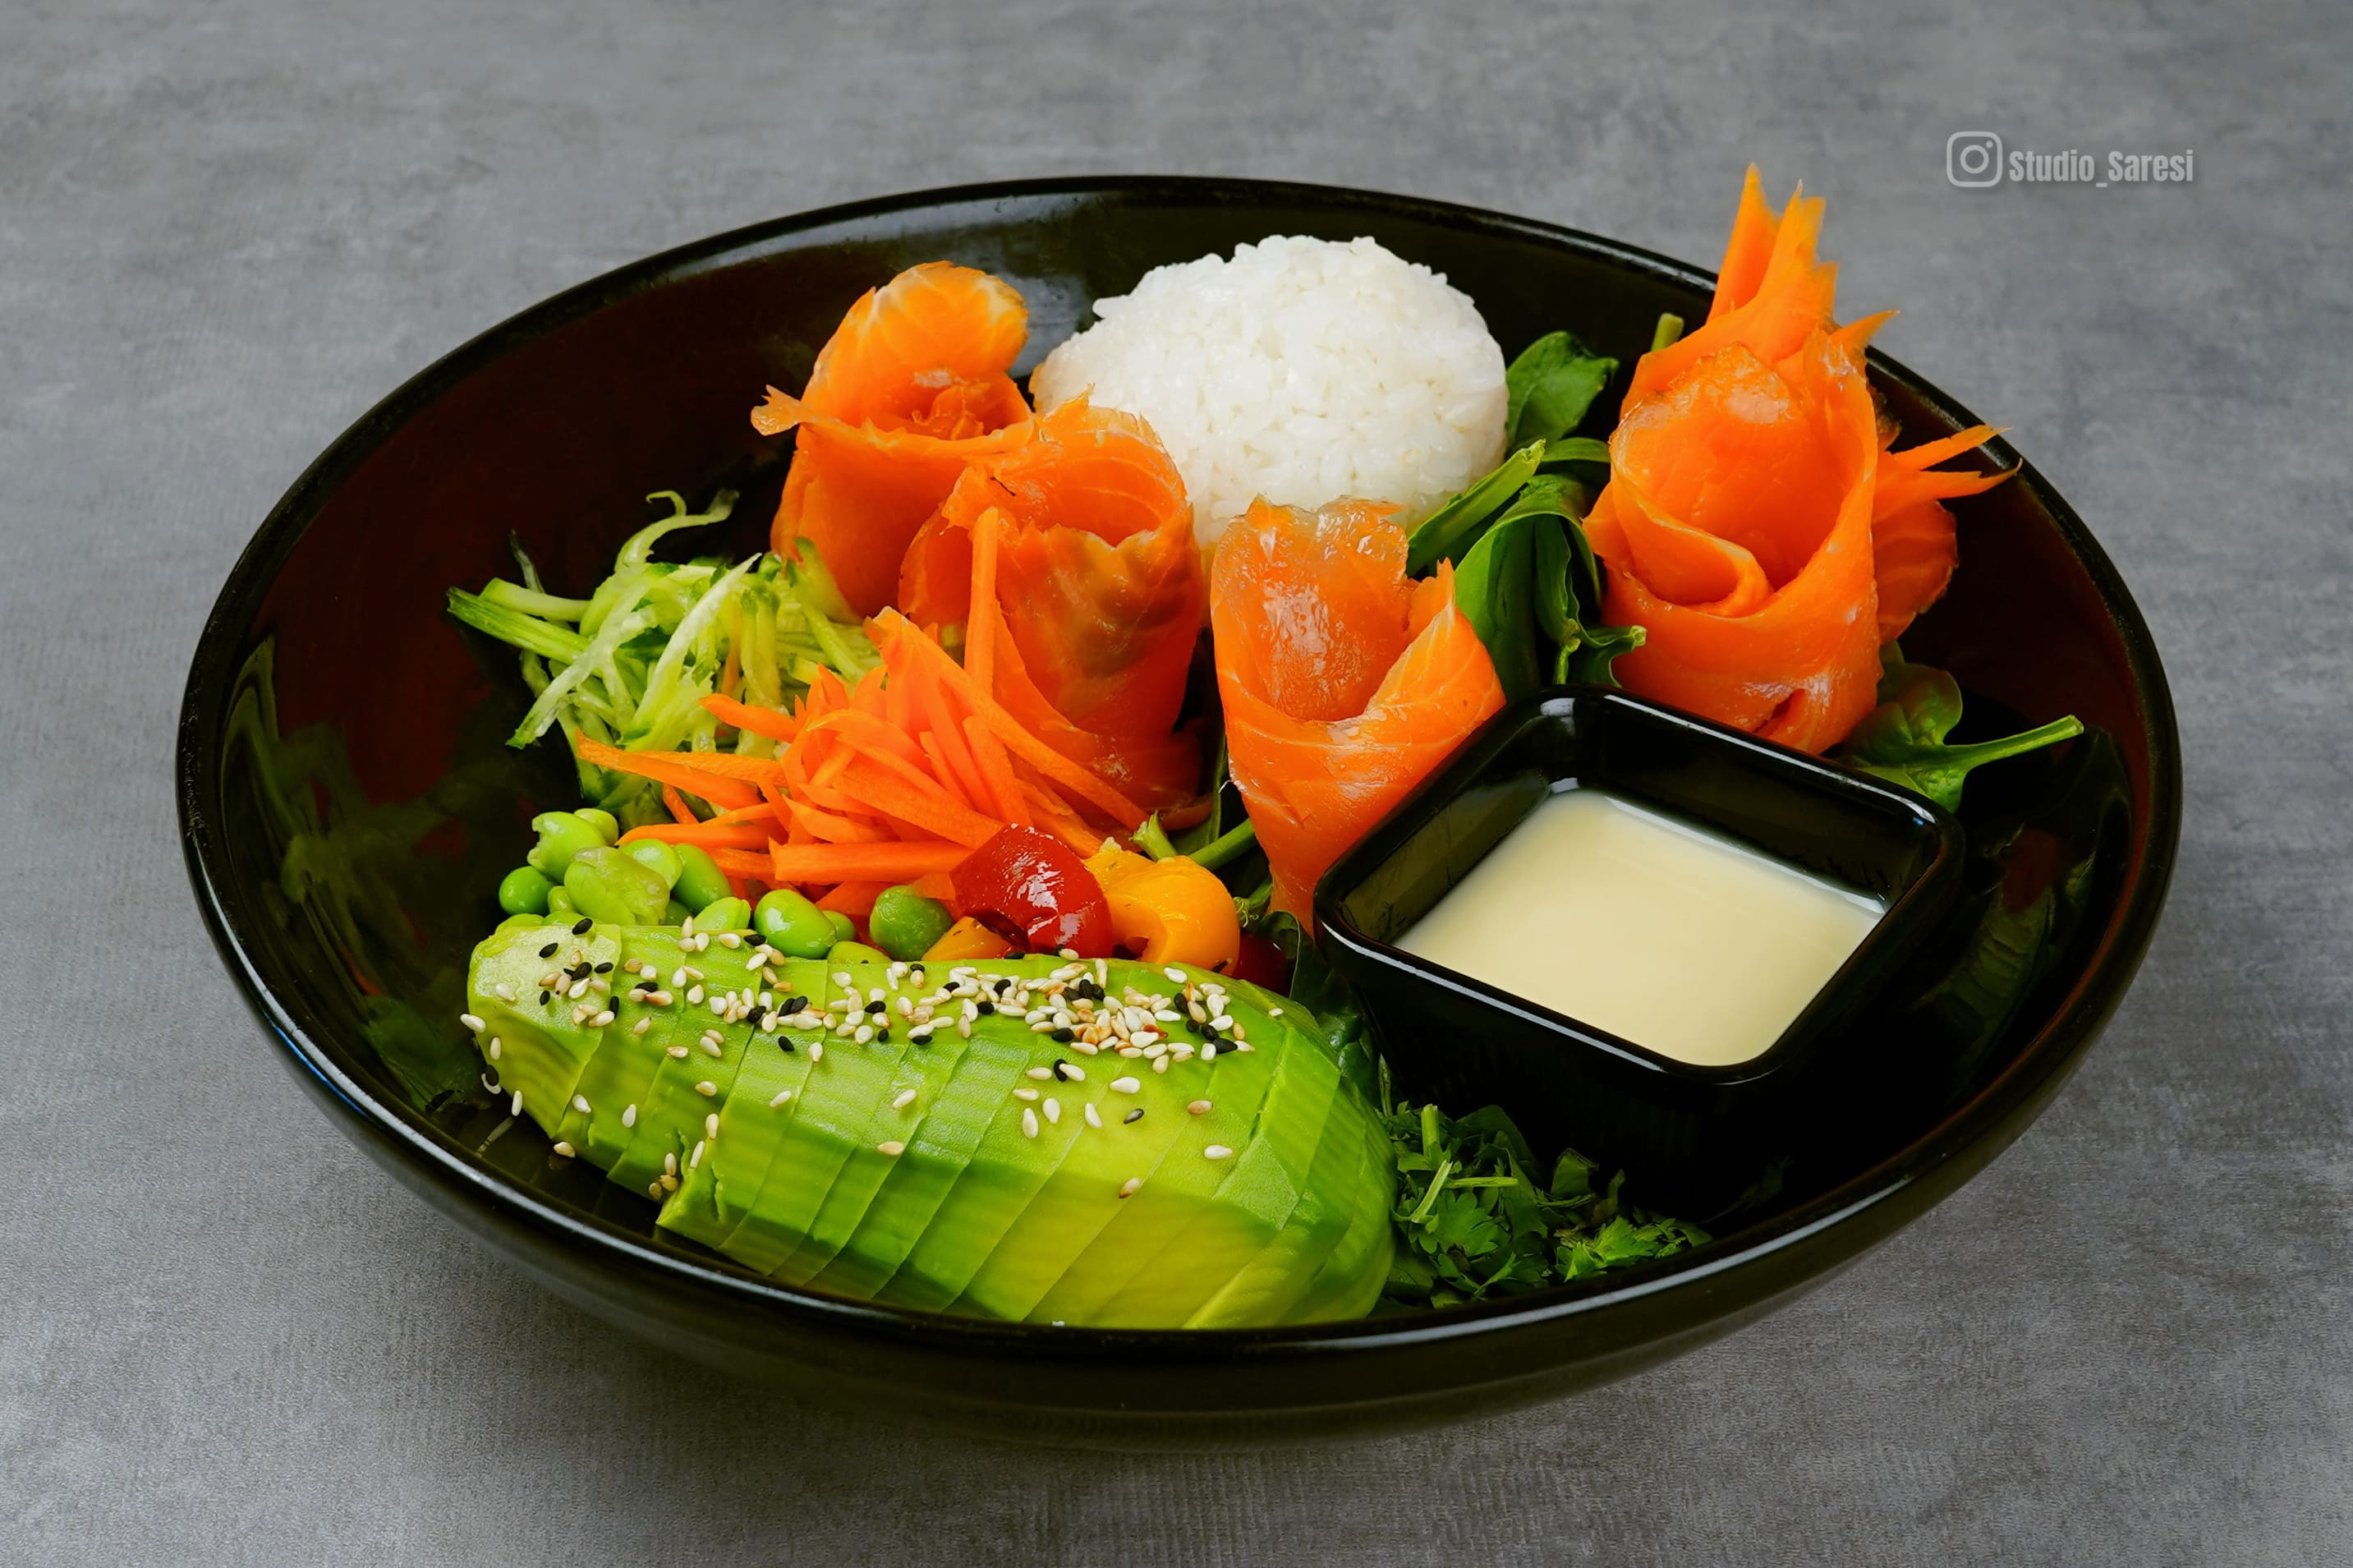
[
  {"x1": 526, "y1": 812, "x2": 607, "y2": 878},
  {"x1": 575, "y1": 807, "x2": 620, "y2": 844},
  {"x1": 671, "y1": 844, "x2": 732, "y2": 912},
  {"x1": 497, "y1": 866, "x2": 554, "y2": 917},
  {"x1": 823, "y1": 910, "x2": 857, "y2": 946},
  {"x1": 825, "y1": 940, "x2": 891, "y2": 965},
  {"x1": 563, "y1": 846, "x2": 671, "y2": 925},
  {"x1": 867, "y1": 885, "x2": 954, "y2": 962},
  {"x1": 753, "y1": 888, "x2": 834, "y2": 959},
  {"x1": 664, "y1": 900, "x2": 695, "y2": 926},
  {"x1": 546, "y1": 886, "x2": 580, "y2": 920},
  {"x1": 622, "y1": 839, "x2": 683, "y2": 890},
  {"x1": 695, "y1": 895, "x2": 752, "y2": 931}
]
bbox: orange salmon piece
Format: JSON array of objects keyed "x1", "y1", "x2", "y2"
[
  {"x1": 1212, "y1": 499, "x2": 1505, "y2": 922},
  {"x1": 754, "y1": 262, "x2": 1035, "y2": 614}
]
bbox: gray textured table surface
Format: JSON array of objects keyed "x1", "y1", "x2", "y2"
[{"x1": 5, "y1": 1, "x2": 2346, "y2": 1562}]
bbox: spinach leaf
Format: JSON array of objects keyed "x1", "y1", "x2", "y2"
[
  {"x1": 1452, "y1": 511, "x2": 1550, "y2": 702},
  {"x1": 1505, "y1": 331, "x2": 1620, "y2": 448},
  {"x1": 1405, "y1": 439, "x2": 1543, "y2": 577},
  {"x1": 1837, "y1": 646, "x2": 2084, "y2": 812}
]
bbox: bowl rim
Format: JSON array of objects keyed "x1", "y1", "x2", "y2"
[{"x1": 177, "y1": 172, "x2": 2182, "y2": 1365}]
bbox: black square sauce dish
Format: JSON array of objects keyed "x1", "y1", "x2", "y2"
[{"x1": 1316, "y1": 686, "x2": 1966, "y2": 1215}]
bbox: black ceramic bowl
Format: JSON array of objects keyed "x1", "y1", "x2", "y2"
[
  {"x1": 178, "y1": 177, "x2": 2179, "y2": 1447},
  {"x1": 1317, "y1": 685, "x2": 1968, "y2": 1216}
]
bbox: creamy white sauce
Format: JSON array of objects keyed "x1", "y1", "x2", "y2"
[{"x1": 1397, "y1": 789, "x2": 1887, "y2": 1066}]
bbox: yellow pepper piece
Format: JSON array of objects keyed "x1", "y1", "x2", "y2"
[
  {"x1": 922, "y1": 915, "x2": 1016, "y2": 963},
  {"x1": 1083, "y1": 843, "x2": 1241, "y2": 972}
]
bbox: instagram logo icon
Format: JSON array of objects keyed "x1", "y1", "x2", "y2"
[{"x1": 1946, "y1": 131, "x2": 2005, "y2": 187}]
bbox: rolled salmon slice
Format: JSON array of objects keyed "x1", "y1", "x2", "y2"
[
  {"x1": 899, "y1": 398, "x2": 1206, "y2": 739},
  {"x1": 1213, "y1": 499, "x2": 1505, "y2": 922},
  {"x1": 753, "y1": 262, "x2": 1036, "y2": 614}
]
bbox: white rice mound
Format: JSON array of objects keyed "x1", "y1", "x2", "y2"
[{"x1": 1030, "y1": 235, "x2": 1508, "y2": 543}]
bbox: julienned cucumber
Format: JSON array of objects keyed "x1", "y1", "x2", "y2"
[{"x1": 462, "y1": 923, "x2": 1395, "y2": 1328}]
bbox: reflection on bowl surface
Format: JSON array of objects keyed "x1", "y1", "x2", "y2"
[{"x1": 179, "y1": 177, "x2": 2177, "y2": 1446}]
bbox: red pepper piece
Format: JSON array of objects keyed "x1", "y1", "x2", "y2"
[{"x1": 950, "y1": 825, "x2": 1114, "y2": 958}]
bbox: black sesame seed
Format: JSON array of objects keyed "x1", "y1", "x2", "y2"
[
  {"x1": 567, "y1": 963, "x2": 592, "y2": 981},
  {"x1": 1050, "y1": 1028, "x2": 1075, "y2": 1043},
  {"x1": 746, "y1": 1006, "x2": 767, "y2": 1031},
  {"x1": 876, "y1": 1028, "x2": 892, "y2": 1043},
  {"x1": 1053, "y1": 1060, "x2": 1073, "y2": 1080},
  {"x1": 779, "y1": 1038, "x2": 796, "y2": 1053},
  {"x1": 992, "y1": 977, "x2": 1012, "y2": 995},
  {"x1": 539, "y1": 991, "x2": 553, "y2": 1005},
  {"x1": 593, "y1": 961, "x2": 614, "y2": 974},
  {"x1": 976, "y1": 1000, "x2": 995, "y2": 1016},
  {"x1": 866, "y1": 999, "x2": 888, "y2": 1014},
  {"x1": 1124, "y1": 1108, "x2": 1144, "y2": 1124},
  {"x1": 539, "y1": 943, "x2": 559, "y2": 959},
  {"x1": 572, "y1": 917, "x2": 593, "y2": 935}
]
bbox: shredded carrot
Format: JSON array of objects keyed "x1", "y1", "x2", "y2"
[
  {"x1": 619, "y1": 818, "x2": 777, "y2": 851},
  {"x1": 703, "y1": 692, "x2": 800, "y2": 743},
  {"x1": 873, "y1": 610, "x2": 1145, "y2": 824},
  {"x1": 962, "y1": 715, "x2": 1029, "y2": 826},
  {"x1": 664, "y1": 784, "x2": 700, "y2": 825},
  {"x1": 768, "y1": 840, "x2": 973, "y2": 884},
  {"x1": 966, "y1": 504, "x2": 1003, "y2": 695},
  {"x1": 577, "y1": 737, "x2": 765, "y2": 812},
  {"x1": 816, "y1": 881, "x2": 887, "y2": 918}
]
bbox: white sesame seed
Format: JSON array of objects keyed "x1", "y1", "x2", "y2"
[
  {"x1": 622, "y1": 1104, "x2": 637, "y2": 1129},
  {"x1": 681, "y1": 916, "x2": 696, "y2": 938},
  {"x1": 1151, "y1": 1054, "x2": 1171, "y2": 1074},
  {"x1": 648, "y1": 1180, "x2": 664, "y2": 1198},
  {"x1": 1110, "y1": 1076, "x2": 1141, "y2": 1094},
  {"x1": 552, "y1": 1140, "x2": 576, "y2": 1158},
  {"x1": 808, "y1": 1042, "x2": 824, "y2": 1062},
  {"x1": 701, "y1": 1037, "x2": 724, "y2": 1057},
  {"x1": 747, "y1": 951, "x2": 769, "y2": 970},
  {"x1": 1022, "y1": 1108, "x2": 1040, "y2": 1138},
  {"x1": 459, "y1": 1013, "x2": 486, "y2": 1032},
  {"x1": 717, "y1": 931, "x2": 742, "y2": 948},
  {"x1": 1026, "y1": 1065, "x2": 1055, "y2": 1081},
  {"x1": 766, "y1": 1088, "x2": 794, "y2": 1110},
  {"x1": 647, "y1": 991, "x2": 673, "y2": 1007},
  {"x1": 853, "y1": 1024, "x2": 874, "y2": 1046},
  {"x1": 591, "y1": 1009, "x2": 615, "y2": 1028},
  {"x1": 1162, "y1": 966, "x2": 1187, "y2": 985},
  {"x1": 487, "y1": 1038, "x2": 502, "y2": 1061},
  {"x1": 1061, "y1": 1063, "x2": 1087, "y2": 1082},
  {"x1": 705, "y1": 1112, "x2": 720, "y2": 1138},
  {"x1": 1059, "y1": 948, "x2": 1078, "y2": 961},
  {"x1": 689, "y1": 1138, "x2": 705, "y2": 1167},
  {"x1": 1083, "y1": 1103, "x2": 1102, "y2": 1129},
  {"x1": 492, "y1": 982, "x2": 517, "y2": 1002},
  {"x1": 571, "y1": 1093, "x2": 591, "y2": 1115},
  {"x1": 1204, "y1": 1144, "x2": 1233, "y2": 1160},
  {"x1": 1202, "y1": 1042, "x2": 1218, "y2": 1061},
  {"x1": 1118, "y1": 1176, "x2": 1142, "y2": 1198},
  {"x1": 1043, "y1": 1098, "x2": 1060, "y2": 1124},
  {"x1": 687, "y1": 985, "x2": 705, "y2": 1005},
  {"x1": 664, "y1": 1151, "x2": 678, "y2": 1176},
  {"x1": 568, "y1": 980, "x2": 589, "y2": 1000},
  {"x1": 510, "y1": 1088, "x2": 524, "y2": 1116},
  {"x1": 667, "y1": 1044, "x2": 690, "y2": 1060},
  {"x1": 892, "y1": 1088, "x2": 917, "y2": 1110},
  {"x1": 694, "y1": 1079, "x2": 718, "y2": 1097},
  {"x1": 1014, "y1": 1087, "x2": 1040, "y2": 1101},
  {"x1": 833, "y1": 971, "x2": 853, "y2": 988},
  {"x1": 1188, "y1": 1100, "x2": 1213, "y2": 1115},
  {"x1": 1267, "y1": 1005, "x2": 1283, "y2": 1017}
]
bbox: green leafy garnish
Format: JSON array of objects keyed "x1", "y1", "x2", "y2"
[
  {"x1": 1504, "y1": 330, "x2": 1619, "y2": 450},
  {"x1": 1837, "y1": 645, "x2": 2084, "y2": 812},
  {"x1": 1423, "y1": 452, "x2": 1643, "y2": 699},
  {"x1": 1377, "y1": 1065, "x2": 1708, "y2": 1308}
]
